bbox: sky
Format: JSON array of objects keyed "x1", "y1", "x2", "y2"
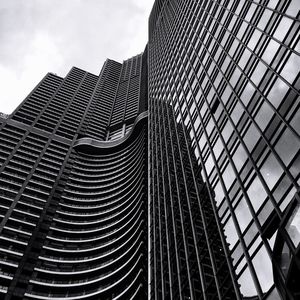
[{"x1": 0, "y1": 0, "x2": 153, "y2": 114}]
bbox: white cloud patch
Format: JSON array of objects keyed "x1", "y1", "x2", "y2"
[{"x1": 0, "y1": 0, "x2": 153, "y2": 113}]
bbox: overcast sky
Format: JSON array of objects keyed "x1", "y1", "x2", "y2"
[{"x1": 0, "y1": 0, "x2": 153, "y2": 114}]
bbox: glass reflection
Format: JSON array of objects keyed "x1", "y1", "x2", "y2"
[
  {"x1": 252, "y1": 245, "x2": 273, "y2": 292},
  {"x1": 285, "y1": 203, "x2": 300, "y2": 248},
  {"x1": 247, "y1": 175, "x2": 267, "y2": 211},
  {"x1": 260, "y1": 152, "x2": 283, "y2": 190},
  {"x1": 238, "y1": 266, "x2": 257, "y2": 297},
  {"x1": 280, "y1": 242, "x2": 292, "y2": 277}
]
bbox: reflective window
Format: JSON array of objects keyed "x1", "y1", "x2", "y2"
[
  {"x1": 213, "y1": 137, "x2": 223, "y2": 160},
  {"x1": 260, "y1": 152, "x2": 283, "y2": 190},
  {"x1": 251, "y1": 62, "x2": 267, "y2": 86},
  {"x1": 241, "y1": 82, "x2": 256, "y2": 106},
  {"x1": 267, "y1": 77, "x2": 289, "y2": 108},
  {"x1": 290, "y1": 109, "x2": 300, "y2": 133},
  {"x1": 214, "y1": 180, "x2": 225, "y2": 206},
  {"x1": 280, "y1": 242, "x2": 292, "y2": 277},
  {"x1": 231, "y1": 101, "x2": 244, "y2": 125},
  {"x1": 274, "y1": 16, "x2": 293, "y2": 42},
  {"x1": 257, "y1": 8, "x2": 273, "y2": 31},
  {"x1": 255, "y1": 101, "x2": 274, "y2": 132},
  {"x1": 244, "y1": 123, "x2": 260, "y2": 152},
  {"x1": 238, "y1": 267, "x2": 257, "y2": 297},
  {"x1": 286, "y1": 0, "x2": 300, "y2": 17},
  {"x1": 235, "y1": 197, "x2": 252, "y2": 232},
  {"x1": 275, "y1": 127, "x2": 299, "y2": 167},
  {"x1": 280, "y1": 53, "x2": 300, "y2": 84},
  {"x1": 262, "y1": 39, "x2": 280, "y2": 64},
  {"x1": 224, "y1": 217, "x2": 239, "y2": 249},
  {"x1": 252, "y1": 245, "x2": 273, "y2": 292},
  {"x1": 285, "y1": 203, "x2": 300, "y2": 248},
  {"x1": 223, "y1": 163, "x2": 236, "y2": 190},
  {"x1": 222, "y1": 120, "x2": 234, "y2": 143},
  {"x1": 247, "y1": 176, "x2": 267, "y2": 211},
  {"x1": 233, "y1": 143, "x2": 248, "y2": 172}
]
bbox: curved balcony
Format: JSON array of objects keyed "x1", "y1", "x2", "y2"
[{"x1": 26, "y1": 113, "x2": 148, "y2": 299}]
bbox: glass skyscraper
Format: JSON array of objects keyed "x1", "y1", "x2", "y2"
[
  {"x1": 148, "y1": 0, "x2": 299, "y2": 299},
  {"x1": 0, "y1": 0, "x2": 299, "y2": 299}
]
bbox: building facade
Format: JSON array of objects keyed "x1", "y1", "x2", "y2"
[
  {"x1": 0, "y1": 55, "x2": 148, "y2": 299},
  {"x1": 148, "y1": 0, "x2": 299, "y2": 299},
  {"x1": 0, "y1": 0, "x2": 300, "y2": 299}
]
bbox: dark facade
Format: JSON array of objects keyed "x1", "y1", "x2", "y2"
[
  {"x1": 0, "y1": 55, "x2": 148, "y2": 299},
  {"x1": 149, "y1": 102, "x2": 239, "y2": 299},
  {"x1": 148, "y1": 0, "x2": 299, "y2": 299},
  {"x1": 0, "y1": 0, "x2": 300, "y2": 300}
]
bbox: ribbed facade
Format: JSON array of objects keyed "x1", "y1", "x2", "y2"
[
  {"x1": 149, "y1": 102, "x2": 238, "y2": 299},
  {"x1": 148, "y1": 0, "x2": 299, "y2": 299},
  {"x1": 0, "y1": 53, "x2": 148, "y2": 299}
]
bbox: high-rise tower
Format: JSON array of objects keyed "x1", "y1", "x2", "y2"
[
  {"x1": 148, "y1": 0, "x2": 299, "y2": 299},
  {"x1": 0, "y1": 54, "x2": 148, "y2": 299}
]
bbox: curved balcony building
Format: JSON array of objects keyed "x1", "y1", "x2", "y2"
[
  {"x1": 24, "y1": 116, "x2": 148, "y2": 300},
  {"x1": 0, "y1": 53, "x2": 149, "y2": 300}
]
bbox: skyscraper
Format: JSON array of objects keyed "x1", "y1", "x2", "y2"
[
  {"x1": 0, "y1": 55, "x2": 149, "y2": 299},
  {"x1": 148, "y1": 0, "x2": 299, "y2": 299},
  {"x1": 0, "y1": 0, "x2": 299, "y2": 300}
]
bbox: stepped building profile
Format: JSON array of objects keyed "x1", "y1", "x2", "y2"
[{"x1": 0, "y1": 0, "x2": 299, "y2": 299}]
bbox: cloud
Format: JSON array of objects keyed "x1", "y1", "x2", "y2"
[{"x1": 0, "y1": 0, "x2": 153, "y2": 114}]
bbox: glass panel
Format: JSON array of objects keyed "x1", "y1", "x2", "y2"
[
  {"x1": 248, "y1": 29, "x2": 262, "y2": 51},
  {"x1": 214, "y1": 180, "x2": 225, "y2": 206},
  {"x1": 213, "y1": 137, "x2": 223, "y2": 160},
  {"x1": 273, "y1": 16, "x2": 293, "y2": 42},
  {"x1": 267, "y1": 77, "x2": 289, "y2": 109},
  {"x1": 252, "y1": 245, "x2": 273, "y2": 292},
  {"x1": 257, "y1": 8, "x2": 273, "y2": 31},
  {"x1": 255, "y1": 101, "x2": 274, "y2": 132},
  {"x1": 223, "y1": 163, "x2": 236, "y2": 190},
  {"x1": 231, "y1": 101, "x2": 244, "y2": 125},
  {"x1": 260, "y1": 152, "x2": 283, "y2": 190},
  {"x1": 235, "y1": 197, "x2": 252, "y2": 232},
  {"x1": 247, "y1": 175, "x2": 267, "y2": 211},
  {"x1": 280, "y1": 242, "x2": 292, "y2": 277},
  {"x1": 244, "y1": 123, "x2": 260, "y2": 152},
  {"x1": 262, "y1": 39, "x2": 280, "y2": 64},
  {"x1": 285, "y1": 203, "x2": 300, "y2": 248},
  {"x1": 239, "y1": 48, "x2": 252, "y2": 70},
  {"x1": 205, "y1": 153, "x2": 214, "y2": 175},
  {"x1": 290, "y1": 106, "x2": 300, "y2": 134},
  {"x1": 280, "y1": 53, "x2": 300, "y2": 85},
  {"x1": 238, "y1": 267, "x2": 257, "y2": 297},
  {"x1": 222, "y1": 120, "x2": 233, "y2": 142},
  {"x1": 275, "y1": 127, "x2": 299, "y2": 167},
  {"x1": 286, "y1": 0, "x2": 300, "y2": 17},
  {"x1": 251, "y1": 62, "x2": 267, "y2": 86},
  {"x1": 232, "y1": 242, "x2": 243, "y2": 266},
  {"x1": 233, "y1": 143, "x2": 248, "y2": 172},
  {"x1": 241, "y1": 82, "x2": 256, "y2": 106},
  {"x1": 224, "y1": 217, "x2": 239, "y2": 249},
  {"x1": 266, "y1": 287, "x2": 281, "y2": 300}
]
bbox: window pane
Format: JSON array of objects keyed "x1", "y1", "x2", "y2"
[
  {"x1": 252, "y1": 245, "x2": 273, "y2": 292},
  {"x1": 238, "y1": 267, "x2": 257, "y2": 297},
  {"x1": 275, "y1": 127, "x2": 299, "y2": 167},
  {"x1": 285, "y1": 203, "x2": 300, "y2": 248},
  {"x1": 247, "y1": 176, "x2": 267, "y2": 211},
  {"x1": 260, "y1": 152, "x2": 283, "y2": 190}
]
